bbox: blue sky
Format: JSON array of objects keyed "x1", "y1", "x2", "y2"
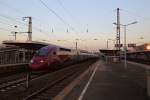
[{"x1": 0, "y1": 0, "x2": 150, "y2": 51}]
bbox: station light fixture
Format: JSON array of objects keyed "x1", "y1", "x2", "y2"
[{"x1": 146, "y1": 45, "x2": 150, "y2": 50}]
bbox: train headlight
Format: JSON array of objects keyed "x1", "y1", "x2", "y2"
[
  {"x1": 30, "y1": 60, "x2": 33, "y2": 63},
  {"x1": 40, "y1": 60, "x2": 44, "y2": 63}
]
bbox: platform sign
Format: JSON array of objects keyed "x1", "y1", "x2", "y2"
[
  {"x1": 128, "y1": 44, "x2": 136, "y2": 47},
  {"x1": 115, "y1": 44, "x2": 123, "y2": 47}
]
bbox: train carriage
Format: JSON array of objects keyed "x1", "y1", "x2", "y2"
[{"x1": 29, "y1": 44, "x2": 98, "y2": 72}]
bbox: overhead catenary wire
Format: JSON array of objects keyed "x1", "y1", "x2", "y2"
[
  {"x1": 0, "y1": 0, "x2": 83, "y2": 41},
  {"x1": 57, "y1": 0, "x2": 78, "y2": 23},
  {"x1": 56, "y1": 0, "x2": 82, "y2": 34},
  {"x1": 0, "y1": 20, "x2": 11, "y2": 25},
  {"x1": 1, "y1": 0, "x2": 81, "y2": 35},
  {"x1": 121, "y1": 9, "x2": 150, "y2": 21},
  {"x1": 0, "y1": 1, "x2": 54, "y2": 33},
  {"x1": 0, "y1": 14, "x2": 28, "y2": 26},
  {"x1": 0, "y1": 13, "x2": 51, "y2": 34},
  {"x1": 0, "y1": 27, "x2": 11, "y2": 32},
  {"x1": 38, "y1": 0, "x2": 77, "y2": 33},
  {"x1": 39, "y1": 0, "x2": 69, "y2": 26},
  {"x1": 0, "y1": 1, "x2": 53, "y2": 32},
  {"x1": 0, "y1": 1, "x2": 25, "y2": 16},
  {"x1": 0, "y1": 18, "x2": 29, "y2": 30}
]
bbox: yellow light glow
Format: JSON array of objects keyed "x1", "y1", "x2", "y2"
[{"x1": 146, "y1": 45, "x2": 150, "y2": 50}]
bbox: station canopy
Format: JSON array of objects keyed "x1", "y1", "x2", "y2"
[
  {"x1": 2, "y1": 40, "x2": 49, "y2": 50},
  {"x1": 99, "y1": 49, "x2": 120, "y2": 56}
]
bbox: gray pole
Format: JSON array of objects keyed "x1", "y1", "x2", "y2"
[
  {"x1": 107, "y1": 40, "x2": 108, "y2": 49},
  {"x1": 14, "y1": 32, "x2": 17, "y2": 40},
  {"x1": 76, "y1": 41, "x2": 77, "y2": 50},
  {"x1": 23, "y1": 17, "x2": 32, "y2": 41},
  {"x1": 124, "y1": 25, "x2": 127, "y2": 68},
  {"x1": 116, "y1": 8, "x2": 121, "y2": 61},
  {"x1": 28, "y1": 17, "x2": 32, "y2": 41},
  {"x1": 123, "y1": 21, "x2": 137, "y2": 68}
]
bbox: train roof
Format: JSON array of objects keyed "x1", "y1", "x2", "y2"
[{"x1": 2, "y1": 40, "x2": 92, "y2": 53}]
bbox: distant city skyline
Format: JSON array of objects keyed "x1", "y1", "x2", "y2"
[{"x1": 0, "y1": 0, "x2": 150, "y2": 51}]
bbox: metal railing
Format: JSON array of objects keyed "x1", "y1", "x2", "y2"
[{"x1": 0, "y1": 48, "x2": 34, "y2": 65}]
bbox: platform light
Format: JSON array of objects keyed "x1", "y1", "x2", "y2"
[
  {"x1": 146, "y1": 45, "x2": 150, "y2": 50},
  {"x1": 113, "y1": 21, "x2": 137, "y2": 69}
]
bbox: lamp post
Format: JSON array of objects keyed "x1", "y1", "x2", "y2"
[
  {"x1": 113, "y1": 21, "x2": 137, "y2": 68},
  {"x1": 75, "y1": 39, "x2": 79, "y2": 51}
]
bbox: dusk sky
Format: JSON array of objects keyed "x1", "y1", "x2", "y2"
[{"x1": 0, "y1": 0, "x2": 150, "y2": 51}]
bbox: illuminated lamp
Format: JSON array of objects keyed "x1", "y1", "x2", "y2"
[{"x1": 146, "y1": 45, "x2": 150, "y2": 50}]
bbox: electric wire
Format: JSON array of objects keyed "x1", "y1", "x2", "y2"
[
  {"x1": 0, "y1": 27, "x2": 11, "y2": 32},
  {"x1": 57, "y1": 0, "x2": 78, "y2": 23},
  {"x1": 0, "y1": 13, "x2": 51, "y2": 34},
  {"x1": 0, "y1": 1, "x2": 25, "y2": 16},
  {"x1": 0, "y1": 1, "x2": 52, "y2": 35},
  {"x1": 38, "y1": 0, "x2": 76, "y2": 32},
  {"x1": 121, "y1": 9, "x2": 150, "y2": 21},
  {"x1": 0, "y1": 0, "x2": 81, "y2": 41},
  {"x1": 39, "y1": 0, "x2": 69, "y2": 26}
]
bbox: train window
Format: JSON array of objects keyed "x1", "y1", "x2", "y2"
[
  {"x1": 60, "y1": 48, "x2": 71, "y2": 52},
  {"x1": 35, "y1": 48, "x2": 48, "y2": 56}
]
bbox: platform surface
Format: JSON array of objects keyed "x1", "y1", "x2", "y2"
[{"x1": 64, "y1": 60, "x2": 149, "y2": 100}]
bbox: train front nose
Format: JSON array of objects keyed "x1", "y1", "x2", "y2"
[{"x1": 29, "y1": 57, "x2": 47, "y2": 71}]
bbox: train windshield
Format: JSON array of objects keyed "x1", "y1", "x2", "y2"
[{"x1": 35, "y1": 47, "x2": 49, "y2": 56}]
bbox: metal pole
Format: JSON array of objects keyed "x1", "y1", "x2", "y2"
[
  {"x1": 26, "y1": 71, "x2": 30, "y2": 88},
  {"x1": 23, "y1": 17, "x2": 32, "y2": 41},
  {"x1": 124, "y1": 25, "x2": 127, "y2": 69},
  {"x1": 76, "y1": 41, "x2": 78, "y2": 55},
  {"x1": 14, "y1": 32, "x2": 17, "y2": 40},
  {"x1": 28, "y1": 17, "x2": 32, "y2": 41},
  {"x1": 117, "y1": 8, "x2": 121, "y2": 61},
  {"x1": 107, "y1": 40, "x2": 108, "y2": 49}
]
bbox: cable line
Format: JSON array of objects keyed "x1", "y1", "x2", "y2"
[
  {"x1": 0, "y1": 27, "x2": 11, "y2": 32},
  {"x1": 57, "y1": 0, "x2": 77, "y2": 22},
  {"x1": 121, "y1": 9, "x2": 150, "y2": 21},
  {"x1": 39, "y1": 0, "x2": 73, "y2": 30}
]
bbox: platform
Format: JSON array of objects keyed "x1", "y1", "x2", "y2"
[{"x1": 64, "y1": 60, "x2": 149, "y2": 100}]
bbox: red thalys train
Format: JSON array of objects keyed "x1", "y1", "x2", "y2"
[{"x1": 29, "y1": 44, "x2": 98, "y2": 72}]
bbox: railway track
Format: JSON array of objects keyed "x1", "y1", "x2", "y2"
[
  {"x1": 0, "y1": 73, "x2": 43, "y2": 92},
  {"x1": 23, "y1": 60, "x2": 95, "y2": 100},
  {"x1": 0, "y1": 59, "x2": 97, "y2": 100}
]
